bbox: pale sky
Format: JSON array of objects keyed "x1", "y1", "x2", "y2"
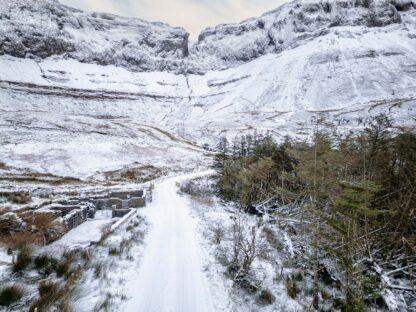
[{"x1": 60, "y1": 0, "x2": 289, "y2": 40}]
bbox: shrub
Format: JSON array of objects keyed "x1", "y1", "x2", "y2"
[
  {"x1": 1, "y1": 192, "x2": 32, "y2": 204},
  {"x1": 38, "y1": 280, "x2": 58, "y2": 297},
  {"x1": 293, "y1": 269, "x2": 304, "y2": 281},
  {"x1": 7, "y1": 232, "x2": 38, "y2": 249},
  {"x1": 97, "y1": 294, "x2": 112, "y2": 311},
  {"x1": 120, "y1": 238, "x2": 131, "y2": 250},
  {"x1": 100, "y1": 224, "x2": 112, "y2": 242},
  {"x1": 179, "y1": 177, "x2": 213, "y2": 197},
  {"x1": 211, "y1": 223, "x2": 225, "y2": 245},
  {"x1": 286, "y1": 276, "x2": 299, "y2": 299},
  {"x1": 13, "y1": 245, "x2": 32, "y2": 272},
  {"x1": 263, "y1": 226, "x2": 284, "y2": 251},
  {"x1": 64, "y1": 268, "x2": 77, "y2": 280},
  {"x1": 0, "y1": 285, "x2": 23, "y2": 306},
  {"x1": 332, "y1": 295, "x2": 367, "y2": 312},
  {"x1": 43, "y1": 257, "x2": 58, "y2": 275},
  {"x1": 108, "y1": 247, "x2": 120, "y2": 256},
  {"x1": 29, "y1": 280, "x2": 61, "y2": 312},
  {"x1": 94, "y1": 262, "x2": 103, "y2": 278},
  {"x1": 34, "y1": 254, "x2": 50, "y2": 271},
  {"x1": 233, "y1": 274, "x2": 258, "y2": 293},
  {"x1": 256, "y1": 289, "x2": 276, "y2": 305},
  {"x1": 54, "y1": 260, "x2": 70, "y2": 278},
  {"x1": 363, "y1": 275, "x2": 384, "y2": 306},
  {"x1": 30, "y1": 213, "x2": 56, "y2": 246},
  {"x1": 59, "y1": 296, "x2": 71, "y2": 312}
]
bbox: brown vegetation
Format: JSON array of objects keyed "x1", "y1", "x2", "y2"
[
  {"x1": 105, "y1": 165, "x2": 162, "y2": 183},
  {"x1": 27, "y1": 213, "x2": 57, "y2": 246},
  {"x1": 13, "y1": 244, "x2": 32, "y2": 272},
  {"x1": 0, "y1": 191, "x2": 32, "y2": 204},
  {"x1": 0, "y1": 285, "x2": 23, "y2": 306},
  {"x1": 1, "y1": 232, "x2": 38, "y2": 248}
]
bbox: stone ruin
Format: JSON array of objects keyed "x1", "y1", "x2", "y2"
[
  {"x1": 23, "y1": 188, "x2": 149, "y2": 235},
  {"x1": 88, "y1": 189, "x2": 147, "y2": 218},
  {"x1": 59, "y1": 188, "x2": 148, "y2": 229},
  {"x1": 0, "y1": 187, "x2": 151, "y2": 245},
  {"x1": 49, "y1": 202, "x2": 95, "y2": 231}
]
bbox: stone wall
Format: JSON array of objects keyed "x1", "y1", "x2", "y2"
[
  {"x1": 64, "y1": 208, "x2": 88, "y2": 230},
  {"x1": 109, "y1": 190, "x2": 144, "y2": 200},
  {"x1": 128, "y1": 197, "x2": 145, "y2": 208},
  {"x1": 112, "y1": 208, "x2": 131, "y2": 218},
  {"x1": 50, "y1": 204, "x2": 82, "y2": 216},
  {"x1": 57, "y1": 189, "x2": 147, "y2": 212},
  {"x1": 106, "y1": 198, "x2": 123, "y2": 209}
]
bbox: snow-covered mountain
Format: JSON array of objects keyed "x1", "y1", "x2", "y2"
[
  {"x1": 0, "y1": 0, "x2": 189, "y2": 72},
  {"x1": 0, "y1": 0, "x2": 416, "y2": 178}
]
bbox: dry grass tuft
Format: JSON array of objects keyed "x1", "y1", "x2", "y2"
[
  {"x1": 13, "y1": 244, "x2": 32, "y2": 272},
  {"x1": 100, "y1": 224, "x2": 112, "y2": 242},
  {"x1": 0, "y1": 191, "x2": 31, "y2": 204},
  {"x1": 0, "y1": 285, "x2": 23, "y2": 306}
]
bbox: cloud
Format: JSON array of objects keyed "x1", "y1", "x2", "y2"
[{"x1": 60, "y1": 0, "x2": 288, "y2": 40}]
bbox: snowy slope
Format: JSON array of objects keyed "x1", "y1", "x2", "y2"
[{"x1": 0, "y1": 0, "x2": 416, "y2": 178}]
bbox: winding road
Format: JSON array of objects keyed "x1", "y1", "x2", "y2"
[{"x1": 124, "y1": 172, "x2": 215, "y2": 312}]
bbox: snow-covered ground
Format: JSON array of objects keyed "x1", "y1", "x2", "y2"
[
  {"x1": 103, "y1": 171, "x2": 303, "y2": 312},
  {"x1": 70, "y1": 210, "x2": 148, "y2": 312},
  {"x1": 44, "y1": 210, "x2": 114, "y2": 254},
  {"x1": 0, "y1": 248, "x2": 12, "y2": 278},
  {"x1": 121, "y1": 172, "x2": 224, "y2": 312},
  {"x1": 186, "y1": 184, "x2": 304, "y2": 312}
]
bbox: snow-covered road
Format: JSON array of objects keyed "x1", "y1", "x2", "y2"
[{"x1": 124, "y1": 172, "x2": 215, "y2": 312}]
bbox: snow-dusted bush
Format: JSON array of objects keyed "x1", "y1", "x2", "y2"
[
  {"x1": 256, "y1": 288, "x2": 276, "y2": 305},
  {"x1": 34, "y1": 254, "x2": 51, "y2": 272},
  {"x1": 13, "y1": 244, "x2": 32, "y2": 272},
  {"x1": 29, "y1": 280, "x2": 62, "y2": 312},
  {"x1": 0, "y1": 285, "x2": 23, "y2": 306},
  {"x1": 285, "y1": 275, "x2": 299, "y2": 299},
  {"x1": 54, "y1": 259, "x2": 70, "y2": 278},
  {"x1": 179, "y1": 176, "x2": 214, "y2": 197}
]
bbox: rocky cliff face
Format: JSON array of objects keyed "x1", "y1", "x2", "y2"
[
  {"x1": 0, "y1": 0, "x2": 189, "y2": 72},
  {"x1": 1, "y1": 0, "x2": 415, "y2": 73},
  {"x1": 188, "y1": 0, "x2": 412, "y2": 72}
]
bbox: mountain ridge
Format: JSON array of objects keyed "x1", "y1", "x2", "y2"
[{"x1": 1, "y1": 0, "x2": 415, "y2": 73}]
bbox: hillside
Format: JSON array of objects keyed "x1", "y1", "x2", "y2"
[{"x1": 0, "y1": 0, "x2": 415, "y2": 178}]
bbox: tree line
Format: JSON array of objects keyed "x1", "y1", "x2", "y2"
[{"x1": 212, "y1": 115, "x2": 415, "y2": 310}]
